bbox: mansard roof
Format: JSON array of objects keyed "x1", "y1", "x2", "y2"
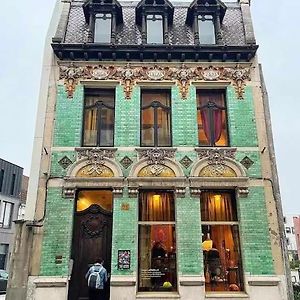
[
  {"x1": 136, "y1": 0, "x2": 174, "y2": 25},
  {"x1": 52, "y1": 1, "x2": 257, "y2": 62}
]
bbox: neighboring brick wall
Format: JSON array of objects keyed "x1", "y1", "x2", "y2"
[
  {"x1": 114, "y1": 85, "x2": 140, "y2": 147},
  {"x1": 172, "y1": 85, "x2": 198, "y2": 147},
  {"x1": 40, "y1": 188, "x2": 74, "y2": 276},
  {"x1": 227, "y1": 86, "x2": 258, "y2": 147},
  {"x1": 53, "y1": 84, "x2": 84, "y2": 147},
  {"x1": 176, "y1": 195, "x2": 203, "y2": 275},
  {"x1": 238, "y1": 186, "x2": 274, "y2": 275},
  {"x1": 111, "y1": 191, "x2": 138, "y2": 275}
]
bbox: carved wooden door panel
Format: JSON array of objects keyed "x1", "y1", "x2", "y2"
[{"x1": 68, "y1": 204, "x2": 112, "y2": 300}]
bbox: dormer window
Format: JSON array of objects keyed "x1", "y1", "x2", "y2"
[
  {"x1": 83, "y1": 0, "x2": 123, "y2": 44},
  {"x1": 146, "y1": 15, "x2": 164, "y2": 44},
  {"x1": 136, "y1": 0, "x2": 174, "y2": 45},
  {"x1": 186, "y1": 0, "x2": 226, "y2": 45},
  {"x1": 198, "y1": 15, "x2": 216, "y2": 44},
  {"x1": 94, "y1": 13, "x2": 112, "y2": 43}
]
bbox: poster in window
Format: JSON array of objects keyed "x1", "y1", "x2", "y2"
[{"x1": 118, "y1": 250, "x2": 131, "y2": 270}]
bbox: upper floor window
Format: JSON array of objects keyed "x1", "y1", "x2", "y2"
[
  {"x1": 83, "y1": 0, "x2": 123, "y2": 44},
  {"x1": 198, "y1": 15, "x2": 216, "y2": 44},
  {"x1": 141, "y1": 90, "x2": 171, "y2": 147},
  {"x1": 197, "y1": 90, "x2": 228, "y2": 147},
  {"x1": 186, "y1": 0, "x2": 226, "y2": 45},
  {"x1": 136, "y1": 0, "x2": 174, "y2": 44},
  {"x1": 94, "y1": 13, "x2": 112, "y2": 43},
  {"x1": 146, "y1": 14, "x2": 164, "y2": 44},
  {"x1": 0, "y1": 201, "x2": 14, "y2": 229},
  {"x1": 83, "y1": 89, "x2": 115, "y2": 147}
]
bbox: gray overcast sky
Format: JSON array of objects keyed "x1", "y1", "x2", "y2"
[{"x1": 0, "y1": 0, "x2": 299, "y2": 213}]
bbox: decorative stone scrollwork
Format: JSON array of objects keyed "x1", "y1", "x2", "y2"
[
  {"x1": 196, "y1": 148, "x2": 236, "y2": 166},
  {"x1": 175, "y1": 187, "x2": 186, "y2": 197},
  {"x1": 137, "y1": 148, "x2": 176, "y2": 165},
  {"x1": 190, "y1": 188, "x2": 201, "y2": 196},
  {"x1": 112, "y1": 188, "x2": 124, "y2": 197},
  {"x1": 128, "y1": 187, "x2": 139, "y2": 198},
  {"x1": 237, "y1": 187, "x2": 249, "y2": 198},
  {"x1": 76, "y1": 148, "x2": 116, "y2": 176},
  {"x1": 60, "y1": 64, "x2": 85, "y2": 98},
  {"x1": 59, "y1": 64, "x2": 251, "y2": 99},
  {"x1": 62, "y1": 188, "x2": 76, "y2": 199}
]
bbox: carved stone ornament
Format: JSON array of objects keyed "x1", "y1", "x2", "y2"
[
  {"x1": 237, "y1": 187, "x2": 249, "y2": 198},
  {"x1": 63, "y1": 188, "x2": 76, "y2": 199},
  {"x1": 112, "y1": 187, "x2": 124, "y2": 196},
  {"x1": 240, "y1": 156, "x2": 254, "y2": 169},
  {"x1": 59, "y1": 64, "x2": 251, "y2": 99},
  {"x1": 128, "y1": 187, "x2": 139, "y2": 197},
  {"x1": 120, "y1": 156, "x2": 133, "y2": 169},
  {"x1": 180, "y1": 156, "x2": 193, "y2": 169},
  {"x1": 76, "y1": 148, "x2": 116, "y2": 176},
  {"x1": 137, "y1": 148, "x2": 176, "y2": 165},
  {"x1": 58, "y1": 156, "x2": 73, "y2": 169},
  {"x1": 175, "y1": 187, "x2": 186, "y2": 197},
  {"x1": 196, "y1": 148, "x2": 236, "y2": 166},
  {"x1": 190, "y1": 188, "x2": 202, "y2": 196}
]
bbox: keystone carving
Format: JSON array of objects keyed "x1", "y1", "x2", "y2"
[
  {"x1": 137, "y1": 148, "x2": 176, "y2": 165},
  {"x1": 59, "y1": 64, "x2": 251, "y2": 99},
  {"x1": 196, "y1": 148, "x2": 236, "y2": 166},
  {"x1": 76, "y1": 148, "x2": 116, "y2": 176}
]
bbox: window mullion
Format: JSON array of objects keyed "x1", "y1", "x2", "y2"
[
  {"x1": 97, "y1": 105, "x2": 102, "y2": 146},
  {"x1": 154, "y1": 107, "x2": 158, "y2": 146}
]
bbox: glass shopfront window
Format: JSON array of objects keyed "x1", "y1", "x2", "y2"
[
  {"x1": 138, "y1": 191, "x2": 177, "y2": 292},
  {"x1": 201, "y1": 192, "x2": 244, "y2": 292}
]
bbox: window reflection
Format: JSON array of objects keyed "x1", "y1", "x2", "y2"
[
  {"x1": 198, "y1": 15, "x2": 216, "y2": 44},
  {"x1": 94, "y1": 13, "x2": 112, "y2": 43},
  {"x1": 147, "y1": 14, "x2": 164, "y2": 44},
  {"x1": 201, "y1": 192, "x2": 244, "y2": 292},
  {"x1": 83, "y1": 89, "x2": 115, "y2": 147},
  {"x1": 141, "y1": 91, "x2": 171, "y2": 147},
  {"x1": 138, "y1": 191, "x2": 177, "y2": 292}
]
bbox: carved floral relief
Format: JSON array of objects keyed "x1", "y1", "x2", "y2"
[{"x1": 59, "y1": 63, "x2": 251, "y2": 100}]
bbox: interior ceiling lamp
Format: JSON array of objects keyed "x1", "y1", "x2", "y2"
[
  {"x1": 152, "y1": 194, "x2": 161, "y2": 202},
  {"x1": 202, "y1": 233, "x2": 213, "y2": 251}
]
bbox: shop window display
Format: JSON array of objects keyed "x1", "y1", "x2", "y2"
[
  {"x1": 138, "y1": 191, "x2": 177, "y2": 292},
  {"x1": 201, "y1": 192, "x2": 244, "y2": 292}
]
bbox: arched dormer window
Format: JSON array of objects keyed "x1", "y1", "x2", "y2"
[
  {"x1": 186, "y1": 0, "x2": 226, "y2": 45},
  {"x1": 136, "y1": 0, "x2": 174, "y2": 44},
  {"x1": 83, "y1": 0, "x2": 123, "y2": 44}
]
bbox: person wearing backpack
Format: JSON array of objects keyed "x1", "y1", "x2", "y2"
[{"x1": 85, "y1": 258, "x2": 108, "y2": 300}]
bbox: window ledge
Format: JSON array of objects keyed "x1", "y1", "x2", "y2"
[
  {"x1": 136, "y1": 292, "x2": 180, "y2": 299},
  {"x1": 205, "y1": 292, "x2": 249, "y2": 298}
]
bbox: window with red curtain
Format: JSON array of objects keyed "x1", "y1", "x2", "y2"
[{"x1": 197, "y1": 90, "x2": 228, "y2": 147}]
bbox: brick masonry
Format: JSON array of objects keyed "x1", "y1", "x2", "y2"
[
  {"x1": 41, "y1": 82, "x2": 274, "y2": 280},
  {"x1": 40, "y1": 188, "x2": 74, "y2": 276},
  {"x1": 53, "y1": 84, "x2": 84, "y2": 147}
]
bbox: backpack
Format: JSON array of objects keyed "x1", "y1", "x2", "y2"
[{"x1": 87, "y1": 265, "x2": 103, "y2": 289}]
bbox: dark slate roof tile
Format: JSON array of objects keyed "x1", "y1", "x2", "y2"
[{"x1": 64, "y1": 1, "x2": 246, "y2": 46}]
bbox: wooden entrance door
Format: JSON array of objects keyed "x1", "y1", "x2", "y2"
[{"x1": 68, "y1": 203, "x2": 113, "y2": 300}]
